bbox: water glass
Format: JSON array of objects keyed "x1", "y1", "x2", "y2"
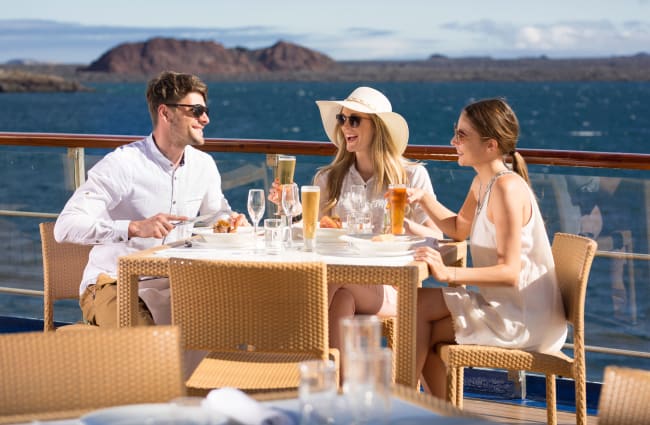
[
  {"x1": 340, "y1": 315, "x2": 382, "y2": 355},
  {"x1": 264, "y1": 218, "x2": 283, "y2": 254},
  {"x1": 347, "y1": 210, "x2": 371, "y2": 235},
  {"x1": 298, "y1": 360, "x2": 338, "y2": 425},
  {"x1": 343, "y1": 348, "x2": 393, "y2": 425}
]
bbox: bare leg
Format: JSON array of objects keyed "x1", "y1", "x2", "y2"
[
  {"x1": 328, "y1": 284, "x2": 385, "y2": 380},
  {"x1": 421, "y1": 316, "x2": 455, "y2": 398},
  {"x1": 416, "y1": 288, "x2": 455, "y2": 397}
]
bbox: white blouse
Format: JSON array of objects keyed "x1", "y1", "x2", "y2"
[{"x1": 442, "y1": 172, "x2": 567, "y2": 353}]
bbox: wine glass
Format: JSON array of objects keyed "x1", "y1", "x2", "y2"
[
  {"x1": 350, "y1": 184, "x2": 367, "y2": 212},
  {"x1": 281, "y1": 183, "x2": 300, "y2": 249},
  {"x1": 247, "y1": 189, "x2": 265, "y2": 239}
]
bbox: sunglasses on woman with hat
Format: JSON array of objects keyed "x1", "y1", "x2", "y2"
[{"x1": 335, "y1": 113, "x2": 371, "y2": 128}]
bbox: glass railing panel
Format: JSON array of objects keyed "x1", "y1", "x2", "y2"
[
  {"x1": 1, "y1": 142, "x2": 647, "y2": 382},
  {"x1": 529, "y1": 165, "x2": 649, "y2": 381}
]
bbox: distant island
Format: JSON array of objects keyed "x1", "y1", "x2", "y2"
[{"x1": 1, "y1": 37, "x2": 649, "y2": 92}]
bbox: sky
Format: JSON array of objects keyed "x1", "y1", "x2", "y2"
[{"x1": 1, "y1": 0, "x2": 649, "y2": 63}]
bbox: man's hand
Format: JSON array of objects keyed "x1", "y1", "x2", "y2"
[
  {"x1": 128, "y1": 213, "x2": 186, "y2": 239},
  {"x1": 231, "y1": 212, "x2": 250, "y2": 227}
]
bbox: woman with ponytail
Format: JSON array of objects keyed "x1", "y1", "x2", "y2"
[{"x1": 406, "y1": 98, "x2": 566, "y2": 398}]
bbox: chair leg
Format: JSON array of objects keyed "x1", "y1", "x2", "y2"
[
  {"x1": 546, "y1": 374, "x2": 557, "y2": 425},
  {"x1": 446, "y1": 366, "x2": 458, "y2": 406},
  {"x1": 575, "y1": 373, "x2": 587, "y2": 425},
  {"x1": 456, "y1": 367, "x2": 464, "y2": 409}
]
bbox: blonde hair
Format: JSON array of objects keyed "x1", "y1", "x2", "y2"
[{"x1": 315, "y1": 114, "x2": 412, "y2": 214}]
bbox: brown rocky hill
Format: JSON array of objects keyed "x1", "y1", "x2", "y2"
[
  {"x1": 0, "y1": 68, "x2": 90, "y2": 92},
  {"x1": 80, "y1": 38, "x2": 337, "y2": 76}
]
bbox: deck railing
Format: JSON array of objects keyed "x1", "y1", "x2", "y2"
[{"x1": 1, "y1": 131, "x2": 648, "y2": 365}]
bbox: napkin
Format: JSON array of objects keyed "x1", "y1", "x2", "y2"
[{"x1": 202, "y1": 387, "x2": 295, "y2": 425}]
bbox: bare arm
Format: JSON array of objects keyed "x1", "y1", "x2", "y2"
[
  {"x1": 406, "y1": 178, "x2": 479, "y2": 241},
  {"x1": 414, "y1": 175, "x2": 530, "y2": 288}
]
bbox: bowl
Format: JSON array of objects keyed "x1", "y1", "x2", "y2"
[{"x1": 192, "y1": 226, "x2": 254, "y2": 247}]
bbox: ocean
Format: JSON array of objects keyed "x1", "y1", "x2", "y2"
[{"x1": 1, "y1": 81, "x2": 649, "y2": 381}]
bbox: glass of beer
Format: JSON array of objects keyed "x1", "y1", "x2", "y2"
[
  {"x1": 301, "y1": 185, "x2": 320, "y2": 251},
  {"x1": 276, "y1": 155, "x2": 296, "y2": 184},
  {"x1": 388, "y1": 184, "x2": 407, "y2": 235}
]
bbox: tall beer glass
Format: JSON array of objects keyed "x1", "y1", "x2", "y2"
[
  {"x1": 388, "y1": 184, "x2": 407, "y2": 235},
  {"x1": 277, "y1": 155, "x2": 296, "y2": 184},
  {"x1": 301, "y1": 185, "x2": 320, "y2": 251}
]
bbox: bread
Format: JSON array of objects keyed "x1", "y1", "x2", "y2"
[
  {"x1": 371, "y1": 233, "x2": 395, "y2": 242},
  {"x1": 213, "y1": 218, "x2": 238, "y2": 234},
  {"x1": 320, "y1": 215, "x2": 342, "y2": 229}
]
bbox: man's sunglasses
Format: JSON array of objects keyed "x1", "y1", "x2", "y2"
[
  {"x1": 335, "y1": 113, "x2": 370, "y2": 128},
  {"x1": 165, "y1": 103, "x2": 209, "y2": 118}
]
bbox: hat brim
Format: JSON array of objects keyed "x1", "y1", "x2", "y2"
[{"x1": 316, "y1": 100, "x2": 409, "y2": 155}]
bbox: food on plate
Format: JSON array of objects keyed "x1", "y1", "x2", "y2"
[
  {"x1": 213, "y1": 217, "x2": 238, "y2": 234},
  {"x1": 371, "y1": 233, "x2": 395, "y2": 242},
  {"x1": 319, "y1": 215, "x2": 342, "y2": 229}
]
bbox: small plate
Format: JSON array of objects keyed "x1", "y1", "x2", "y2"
[
  {"x1": 193, "y1": 226, "x2": 254, "y2": 247},
  {"x1": 80, "y1": 403, "x2": 224, "y2": 425},
  {"x1": 341, "y1": 234, "x2": 425, "y2": 256},
  {"x1": 316, "y1": 227, "x2": 348, "y2": 241}
]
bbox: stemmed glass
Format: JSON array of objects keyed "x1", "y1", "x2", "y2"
[
  {"x1": 247, "y1": 189, "x2": 266, "y2": 239},
  {"x1": 350, "y1": 184, "x2": 366, "y2": 212},
  {"x1": 281, "y1": 183, "x2": 300, "y2": 249}
]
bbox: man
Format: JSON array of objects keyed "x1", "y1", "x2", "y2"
[{"x1": 55, "y1": 70, "x2": 247, "y2": 327}]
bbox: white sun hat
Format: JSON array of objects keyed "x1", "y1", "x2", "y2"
[{"x1": 315, "y1": 86, "x2": 409, "y2": 154}]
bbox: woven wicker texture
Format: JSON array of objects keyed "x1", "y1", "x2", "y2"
[
  {"x1": 597, "y1": 366, "x2": 650, "y2": 425},
  {"x1": 40, "y1": 221, "x2": 95, "y2": 331},
  {"x1": 439, "y1": 232, "x2": 597, "y2": 425},
  {"x1": 118, "y1": 242, "x2": 462, "y2": 387},
  {"x1": 0, "y1": 326, "x2": 185, "y2": 424},
  {"x1": 168, "y1": 258, "x2": 331, "y2": 392}
]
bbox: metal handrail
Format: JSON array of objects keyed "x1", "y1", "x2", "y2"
[{"x1": 1, "y1": 131, "x2": 648, "y2": 364}]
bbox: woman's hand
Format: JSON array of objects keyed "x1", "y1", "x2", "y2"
[
  {"x1": 413, "y1": 246, "x2": 453, "y2": 283},
  {"x1": 406, "y1": 187, "x2": 428, "y2": 205},
  {"x1": 268, "y1": 178, "x2": 281, "y2": 206}
]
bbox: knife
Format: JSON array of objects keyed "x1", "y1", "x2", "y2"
[{"x1": 171, "y1": 213, "x2": 220, "y2": 226}]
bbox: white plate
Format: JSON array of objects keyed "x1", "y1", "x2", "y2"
[
  {"x1": 80, "y1": 403, "x2": 225, "y2": 425},
  {"x1": 316, "y1": 227, "x2": 348, "y2": 241},
  {"x1": 340, "y1": 234, "x2": 425, "y2": 256},
  {"x1": 193, "y1": 226, "x2": 254, "y2": 247}
]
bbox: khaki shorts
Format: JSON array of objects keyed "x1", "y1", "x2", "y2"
[{"x1": 79, "y1": 273, "x2": 155, "y2": 328}]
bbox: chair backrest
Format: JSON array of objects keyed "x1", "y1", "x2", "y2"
[
  {"x1": 39, "y1": 222, "x2": 92, "y2": 331},
  {"x1": 551, "y1": 232, "x2": 597, "y2": 340},
  {"x1": 598, "y1": 365, "x2": 650, "y2": 425},
  {"x1": 169, "y1": 258, "x2": 328, "y2": 357},
  {"x1": 0, "y1": 326, "x2": 185, "y2": 424}
]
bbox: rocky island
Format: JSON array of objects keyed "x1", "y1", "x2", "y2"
[{"x1": 1, "y1": 37, "x2": 649, "y2": 92}]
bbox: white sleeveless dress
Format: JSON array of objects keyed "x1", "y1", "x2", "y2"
[{"x1": 442, "y1": 172, "x2": 567, "y2": 353}]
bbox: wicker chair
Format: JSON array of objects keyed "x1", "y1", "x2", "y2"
[
  {"x1": 437, "y1": 232, "x2": 597, "y2": 425},
  {"x1": 39, "y1": 221, "x2": 95, "y2": 331},
  {"x1": 168, "y1": 258, "x2": 336, "y2": 394},
  {"x1": 0, "y1": 326, "x2": 185, "y2": 424},
  {"x1": 597, "y1": 366, "x2": 650, "y2": 425}
]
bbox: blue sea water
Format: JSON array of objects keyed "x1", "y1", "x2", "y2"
[{"x1": 1, "y1": 81, "x2": 649, "y2": 380}]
